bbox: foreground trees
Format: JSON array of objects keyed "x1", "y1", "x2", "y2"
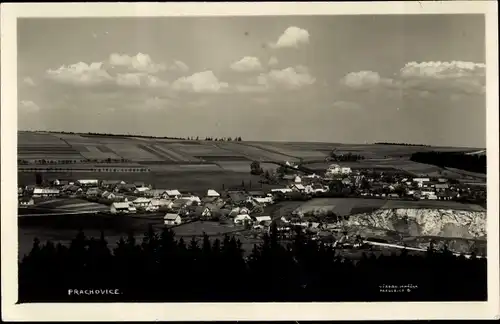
[{"x1": 18, "y1": 225, "x2": 487, "y2": 302}]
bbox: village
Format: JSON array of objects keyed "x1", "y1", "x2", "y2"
[{"x1": 18, "y1": 161, "x2": 487, "y2": 248}]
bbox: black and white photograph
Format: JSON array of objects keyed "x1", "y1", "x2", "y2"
[{"x1": 1, "y1": 2, "x2": 499, "y2": 321}]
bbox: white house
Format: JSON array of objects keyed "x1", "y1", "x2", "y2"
[
  {"x1": 132, "y1": 197, "x2": 152, "y2": 209},
  {"x1": 165, "y1": 189, "x2": 182, "y2": 199},
  {"x1": 326, "y1": 164, "x2": 352, "y2": 175},
  {"x1": 305, "y1": 184, "x2": 328, "y2": 194},
  {"x1": 146, "y1": 189, "x2": 168, "y2": 198},
  {"x1": 164, "y1": 213, "x2": 182, "y2": 226},
  {"x1": 101, "y1": 191, "x2": 116, "y2": 200},
  {"x1": 110, "y1": 202, "x2": 137, "y2": 214},
  {"x1": 206, "y1": 189, "x2": 220, "y2": 197},
  {"x1": 271, "y1": 188, "x2": 293, "y2": 194},
  {"x1": 294, "y1": 176, "x2": 302, "y2": 183},
  {"x1": 253, "y1": 196, "x2": 274, "y2": 205},
  {"x1": 234, "y1": 214, "x2": 252, "y2": 225},
  {"x1": 254, "y1": 216, "x2": 272, "y2": 225},
  {"x1": 290, "y1": 183, "x2": 306, "y2": 192},
  {"x1": 33, "y1": 188, "x2": 60, "y2": 198},
  {"x1": 76, "y1": 179, "x2": 99, "y2": 186},
  {"x1": 134, "y1": 187, "x2": 151, "y2": 195}
]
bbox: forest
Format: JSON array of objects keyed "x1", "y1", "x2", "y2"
[
  {"x1": 18, "y1": 224, "x2": 487, "y2": 303},
  {"x1": 410, "y1": 151, "x2": 486, "y2": 174}
]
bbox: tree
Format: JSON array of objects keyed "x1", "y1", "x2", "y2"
[{"x1": 250, "y1": 161, "x2": 263, "y2": 175}]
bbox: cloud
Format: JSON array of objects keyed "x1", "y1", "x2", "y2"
[
  {"x1": 398, "y1": 61, "x2": 486, "y2": 95},
  {"x1": 46, "y1": 62, "x2": 113, "y2": 86},
  {"x1": 23, "y1": 77, "x2": 36, "y2": 86},
  {"x1": 171, "y1": 70, "x2": 229, "y2": 93},
  {"x1": 109, "y1": 53, "x2": 166, "y2": 74},
  {"x1": 257, "y1": 66, "x2": 316, "y2": 90},
  {"x1": 340, "y1": 71, "x2": 387, "y2": 90},
  {"x1": 115, "y1": 73, "x2": 169, "y2": 88},
  {"x1": 230, "y1": 56, "x2": 263, "y2": 72},
  {"x1": 272, "y1": 26, "x2": 310, "y2": 49},
  {"x1": 268, "y1": 56, "x2": 279, "y2": 66},
  {"x1": 20, "y1": 100, "x2": 41, "y2": 112},
  {"x1": 169, "y1": 60, "x2": 190, "y2": 72},
  {"x1": 341, "y1": 61, "x2": 486, "y2": 96}
]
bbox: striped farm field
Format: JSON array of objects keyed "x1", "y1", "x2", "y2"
[
  {"x1": 151, "y1": 143, "x2": 201, "y2": 162},
  {"x1": 248, "y1": 143, "x2": 327, "y2": 159},
  {"x1": 105, "y1": 143, "x2": 162, "y2": 161},
  {"x1": 217, "y1": 161, "x2": 253, "y2": 172},
  {"x1": 215, "y1": 142, "x2": 300, "y2": 162}
]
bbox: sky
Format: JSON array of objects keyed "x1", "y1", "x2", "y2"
[{"x1": 17, "y1": 15, "x2": 486, "y2": 147}]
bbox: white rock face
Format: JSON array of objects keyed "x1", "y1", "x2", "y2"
[{"x1": 345, "y1": 208, "x2": 486, "y2": 239}]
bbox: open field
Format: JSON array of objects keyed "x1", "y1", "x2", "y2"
[
  {"x1": 19, "y1": 132, "x2": 484, "y2": 168},
  {"x1": 19, "y1": 171, "x2": 270, "y2": 192}
]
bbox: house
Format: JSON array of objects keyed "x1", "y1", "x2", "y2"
[
  {"x1": 248, "y1": 190, "x2": 266, "y2": 198},
  {"x1": 115, "y1": 184, "x2": 136, "y2": 193},
  {"x1": 19, "y1": 197, "x2": 35, "y2": 207},
  {"x1": 76, "y1": 179, "x2": 99, "y2": 186},
  {"x1": 63, "y1": 185, "x2": 83, "y2": 194},
  {"x1": 101, "y1": 191, "x2": 116, "y2": 200},
  {"x1": 132, "y1": 197, "x2": 152, "y2": 209},
  {"x1": 290, "y1": 183, "x2": 306, "y2": 192},
  {"x1": 33, "y1": 188, "x2": 60, "y2": 198},
  {"x1": 234, "y1": 214, "x2": 252, "y2": 225},
  {"x1": 101, "y1": 180, "x2": 125, "y2": 188},
  {"x1": 388, "y1": 193, "x2": 400, "y2": 199},
  {"x1": 181, "y1": 194, "x2": 201, "y2": 204},
  {"x1": 169, "y1": 198, "x2": 193, "y2": 211},
  {"x1": 110, "y1": 202, "x2": 137, "y2": 214},
  {"x1": 271, "y1": 188, "x2": 293, "y2": 194},
  {"x1": 165, "y1": 189, "x2": 182, "y2": 199},
  {"x1": 254, "y1": 215, "x2": 272, "y2": 225},
  {"x1": 229, "y1": 206, "x2": 250, "y2": 217},
  {"x1": 134, "y1": 181, "x2": 146, "y2": 188},
  {"x1": 187, "y1": 206, "x2": 212, "y2": 219},
  {"x1": 134, "y1": 187, "x2": 151, "y2": 195},
  {"x1": 164, "y1": 213, "x2": 182, "y2": 226},
  {"x1": 146, "y1": 189, "x2": 168, "y2": 198},
  {"x1": 435, "y1": 183, "x2": 449, "y2": 191},
  {"x1": 206, "y1": 189, "x2": 220, "y2": 197},
  {"x1": 305, "y1": 184, "x2": 328, "y2": 194},
  {"x1": 86, "y1": 187, "x2": 102, "y2": 197},
  {"x1": 52, "y1": 179, "x2": 70, "y2": 186},
  {"x1": 252, "y1": 196, "x2": 273, "y2": 205}
]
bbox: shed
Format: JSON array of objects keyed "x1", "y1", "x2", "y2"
[{"x1": 234, "y1": 214, "x2": 252, "y2": 224}]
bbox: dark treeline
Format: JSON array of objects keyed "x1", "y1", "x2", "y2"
[
  {"x1": 410, "y1": 151, "x2": 486, "y2": 174},
  {"x1": 375, "y1": 142, "x2": 430, "y2": 147},
  {"x1": 23, "y1": 131, "x2": 243, "y2": 142},
  {"x1": 19, "y1": 225, "x2": 486, "y2": 303},
  {"x1": 329, "y1": 152, "x2": 365, "y2": 162}
]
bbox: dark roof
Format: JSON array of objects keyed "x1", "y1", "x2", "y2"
[
  {"x1": 118, "y1": 184, "x2": 136, "y2": 189},
  {"x1": 228, "y1": 192, "x2": 247, "y2": 203}
]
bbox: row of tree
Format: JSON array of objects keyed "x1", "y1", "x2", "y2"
[
  {"x1": 375, "y1": 142, "x2": 430, "y2": 147},
  {"x1": 18, "y1": 225, "x2": 487, "y2": 302},
  {"x1": 328, "y1": 152, "x2": 365, "y2": 162},
  {"x1": 18, "y1": 158, "x2": 133, "y2": 165},
  {"x1": 410, "y1": 151, "x2": 486, "y2": 174}
]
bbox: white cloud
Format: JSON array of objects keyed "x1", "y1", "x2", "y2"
[
  {"x1": 116, "y1": 73, "x2": 169, "y2": 88},
  {"x1": 20, "y1": 100, "x2": 41, "y2": 112},
  {"x1": 342, "y1": 61, "x2": 486, "y2": 95},
  {"x1": 46, "y1": 62, "x2": 112, "y2": 86},
  {"x1": 169, "y1": 60, "x2": 190, "y2": 72},
  {"x1": 341, "y1": 71, "x2": 384, "y2": 90},
  {"x1": 171, "y1": 70, "x2": 229, "y2": 93},
  {"x1": 109, "y1": 53, "x2": 166, "y2": 74},
  {"x1": 257, "y1": 66, "x2": 316, "y2": 90},
  {"x1": 23, "y1": 77, "x2": 36, "y2": 86},
  {"x1": 400, "y1": 61, "x2": 485, "y2": 79},
  {"x1": 230, "y1": 56, "x2": 263, "y2": 72},
  {"x1": 272, "y1": 26, "x2": 310, "y2": 49},
  {"x1": 268, "y1": 56, "x2": 279, "y2": 66}
]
